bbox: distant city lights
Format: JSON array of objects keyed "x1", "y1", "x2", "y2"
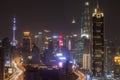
[
  {"x1": 58, "y1": 35, "x2": 63, "y2": 39},
  {"x1": 73, "y1": 34, "x2": 78, "y2": 37},
  {"x1": 59, "y1": 57, "x2": 66, "y2": 60},
  {"x1": 58, "y1": 62, "x2": 63, "y2": 68},
  {"x1": 81, "y1": 34, "x2": 89, "y2": 39},
  {"x1": 56, "y1": 53, "x2": 63, "y2": 57},
  {"x1": 52, "y1": 35, "x2": 58, "y2": 39},
  {"x1": 59, "y1": 40, "x2": 63, "y2": 46}
]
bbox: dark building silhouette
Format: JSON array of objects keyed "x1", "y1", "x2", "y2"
[
  {"x1": 92, "y1": 4, "x2": 104, "y2": 77},
  {"x1": 0, "y1": 40, "x2": 4, "y2": 80},
  {"x1": 0, "y1": 37, "x2": 11, "y2": 79},
  {"x1": 32, "y1": 43, "x2": 40, "y2": 64},
  {"x1": 22, "y1": 32, "x2": 31, "y2": 64}
]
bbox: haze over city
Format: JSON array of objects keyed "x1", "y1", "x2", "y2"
[
  {"x1": 0, "y1": 0, "x2": 120, "y2": 42},
  {"x1": 1, "y1": 0, "x2": 120, "y2": 80}
]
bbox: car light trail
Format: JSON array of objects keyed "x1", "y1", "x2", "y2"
[
  {"x1": 12, "y1": 61, "x2": 23, "y2": 80},
  {"x1": 72, "y1": 65, "x2": 86, "y2": 80}
]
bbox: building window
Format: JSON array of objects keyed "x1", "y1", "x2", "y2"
[
  {"x1": 96, "y1": 22, "x2": 103, "y2": 26},
  {"x1": 96, "y1": 43, "x2": 102, "y2": 45},
  {"x1": 96, "y1": 30, "x2": 101, "y2": 33},
  {"x1": 94, "y1": 36, "x2": 101, "y2": 38}
]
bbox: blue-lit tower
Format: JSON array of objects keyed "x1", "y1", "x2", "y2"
[{"x1": 12, "y1": 16, "x2": 17, "y2": 46}]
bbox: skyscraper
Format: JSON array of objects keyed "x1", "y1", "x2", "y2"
[
  {"x1": 2, "y1": 37, "x2": 11, "y2": 79},
  {"x1": 81, "y1": 1, "x2": 92, "y2": 39},
  {"x1": 79, "y1": 0, "x2": 92, "y2": 70},
  {"x1": 92, "y1": 3, "x2": 104, "y2": 77},
  {"x1": 22, "y1": 32, "x2": 31, "y2": 64}
]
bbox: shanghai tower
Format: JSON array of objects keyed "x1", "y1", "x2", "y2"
[{"x1": 80, "y1": 0, "x2": 92, "y2": 39}]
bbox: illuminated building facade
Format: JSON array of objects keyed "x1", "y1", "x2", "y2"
[
  {"x1": 83, "y1": 54, "x2": 90, "y2": 70},
  {"x1": 64, "y1": 34, "x2": 82, "y2": 65},
  {"x1": 81, "y1": 1, "x2": 92, "y2": 39},
  {"x1": 74, "y1": 38, "x2": 84, "y2": 66},
  {"x1": 92, "y1": 4, "x2": 104, "y2": 77},
  {"x1": 78, "y1": 0, "x2": 92, "y2": 69},
  {"x1": 22, "y1": 32, "x2": 31, "y2": 64},
  {"x1": 114, "y1": 56, "x2": 120, "y2": 77},
  {"x1": 12, "y1": 16, "x2": 17, "y2": 46},
  {"x1": 104, "y1": 40, "x2": 115, "y2": 74},
  {"x1": 33, "y1": 31, "x2": 44, "y2": 53}
]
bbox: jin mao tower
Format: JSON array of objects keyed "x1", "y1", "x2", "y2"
[{"x1": 92, "y1": 3, "x2": 104, "y2": 77}]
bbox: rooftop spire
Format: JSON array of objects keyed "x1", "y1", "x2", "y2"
[
  {"x1": 72, "y1": 17, "x2": 76, "y2": 24},
  {"x1": 94, "y1": 0, "x2": 100, "y2": 13},
  {"x1": 96, "y1": 0, "x2": 99, "y2": 9}
]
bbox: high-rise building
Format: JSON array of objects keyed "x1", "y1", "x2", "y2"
[
  {"x1": 81, "y1": 0, "x2": 92, "y2": 39},
  {"x1": 92, "y1": 3, "x2": 104, "y2": 77},
  {"x1": 33, "y1": 31, "x2": 44, "y2": 53},
  {"x1": 78, "y1": 0, "x2": 92, "y2": 70},
  {"x1": 104, "y1": 40, "x2": 115, "y2": 74},
  {"x1": 83, "y1": 53, "x2": 90, "y2": 70},
  {"x1": 2, "y1": 37, "x2": 11, "y2": 79},
  {"x1": 22, "y1": 32, "x2": 31, "y2": 64}
]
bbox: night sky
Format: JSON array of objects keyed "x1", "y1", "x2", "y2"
[{"x1": 0, "y1": 0, "x2": 120, "y2": 43}]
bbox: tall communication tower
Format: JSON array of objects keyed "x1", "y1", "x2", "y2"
[{"x1": 12, "y1": 16, "x2": 17, "y2": 46}]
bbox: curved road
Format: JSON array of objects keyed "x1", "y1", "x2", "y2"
[
  {"x1": 9, "y1": 56, "x2": 25, "y2": 80},
  {"x1": 72, "y1": 65, "x2": 86, "y2": 80}
]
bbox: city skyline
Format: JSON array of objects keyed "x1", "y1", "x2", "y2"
[{"x1": 0, "y1": 0, "x2": 120, "y2": 43}]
